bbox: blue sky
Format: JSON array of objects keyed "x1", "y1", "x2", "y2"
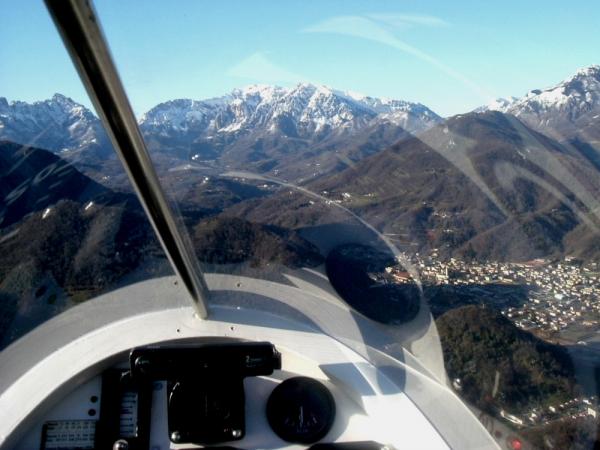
[{"x1": 1, "y1": 1, "x2": 599, "y2": 117}]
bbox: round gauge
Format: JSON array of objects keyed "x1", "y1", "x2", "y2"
[{"x1": 266, "y1": 376, "x2": 336, "y2": 444}]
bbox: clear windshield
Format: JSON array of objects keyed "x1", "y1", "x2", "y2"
[
  {"x1": 3, "y1": 1, "x2": 600, "y2": 449},
  {"x1": 0, "y1": 1, "x2": 173, "y2": 347}
]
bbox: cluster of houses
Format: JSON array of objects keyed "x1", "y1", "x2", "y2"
[
  {"x1": 499, "y1": 396, "x2": 598, "y2": 427},
  {"x1": 388, "y1": 253, "x2": 600, "y2": 336}
]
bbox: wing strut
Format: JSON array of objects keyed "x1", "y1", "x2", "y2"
[{"x1": 44, "y1": 0, "x2": 210, "y2": 319}]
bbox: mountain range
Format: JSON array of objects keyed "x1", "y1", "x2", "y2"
[
  {"x1": 1, "y1": 84, "x2": 441, "y2": 183},
  {"x1": 1, "y1": 65, "x2": 600, "y2": 265},
  {"x1": 2, "y1": 66, "x2": 599, "y2": 183},
  {"x1": 227, "y1": 109, "x2": 600, "y2": 262},
  {"x1": 0, "y1": 94, "x2": 113, "y2": 164},
  {"x1": 478, "y1": 65, "x2": 600, "y2": 143},
  {"x1": 140, "y1": 84, "x2": 440, "y2": 138}
]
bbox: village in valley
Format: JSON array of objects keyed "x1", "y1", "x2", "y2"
[
  {"x1": 382, "y1": 252, "x2": 600, "y2": 427},
  {"x1": 385, "y1": 253, "x2": 600, "y2": 340}
]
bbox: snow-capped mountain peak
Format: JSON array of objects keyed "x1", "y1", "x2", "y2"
[
  {"x1": 50, "y1": 93, "x2": 78, "y2": 108},
  {"x1": 570, "y1": 64, "x2": 600, "y2": 80},
  {"x1": 504, "y1": 65, "x2": 600, "y2": 134},
  {"x1": 139, "y1": 83, "x2": 441, "y2": 139},
  {"x1": 470, "y1": 65, "x2": 600, "y2": 140},
  {"x1": 473, "y1": 97, "x2": 519, "y2": 113},
  {"x1": 474, "y1": 65, "x2": 600, "y2": 114},
  {"x1": 133, "y1": 84, "x2": 442, "y2": 179},
  {"x1": 0, "y1": 94, "x2": 107, "y2": 153},
  {"x1": 1, "y1": 84, "x2": 441, "y2": 180}
]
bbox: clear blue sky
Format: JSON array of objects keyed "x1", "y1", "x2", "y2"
[{"x1": 1, "y1": 1, "x2": 598, "y2": 117}]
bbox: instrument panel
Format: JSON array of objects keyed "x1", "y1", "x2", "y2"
[{"x1": 17, "y1": 341, "x2": 388, "y2": 450}]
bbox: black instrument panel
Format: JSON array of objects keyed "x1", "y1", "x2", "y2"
[
  {"x1": 38, "y1": 341, "x2": 390, "y2": 450},
  {"x1": 130, "y1": 341, "x2": 281, "y2": 445}
]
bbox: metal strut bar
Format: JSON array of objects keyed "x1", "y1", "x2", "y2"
[{"x1": 44, "y1": 0, "x2": 210, "y2": 318}]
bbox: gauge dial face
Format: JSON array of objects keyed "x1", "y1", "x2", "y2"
[{"x1": 266, "y1": 376, "x2": 336, "y2": 444}]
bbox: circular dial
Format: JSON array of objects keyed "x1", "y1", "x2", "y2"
[{"x1": 266, "y1": 376, "x2": 336, "y2": 444}]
